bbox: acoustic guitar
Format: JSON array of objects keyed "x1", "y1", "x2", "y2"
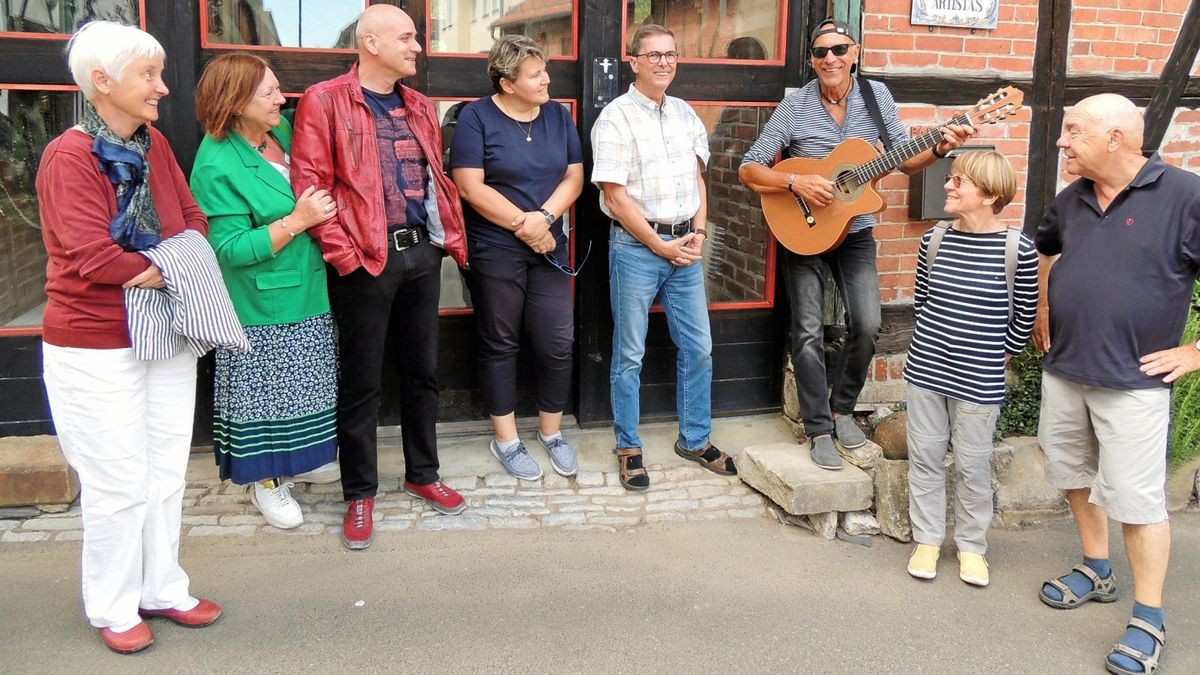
[{"x1": 760, "y1": 86, "x2": 1024, "y2": 256}]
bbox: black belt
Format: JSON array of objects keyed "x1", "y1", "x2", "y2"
[
  {"x1": 388, "y1": 227, "x2": 426, "y2": 251},
  {"x1": 617, "y1": 219, "x2": 693, "y2": 237}
]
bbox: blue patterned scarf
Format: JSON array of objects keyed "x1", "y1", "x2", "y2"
[{"x1": 79, "y1": 102, "x2": 162, "y2": 251}]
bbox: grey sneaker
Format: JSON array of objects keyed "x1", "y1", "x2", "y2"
[
  {"x1": 490, "y1": 439, "x2": 543, "y2": 481},
  {"x1": 537, "y1": 432, "x2": 578, "y2": 476},
  {"x1": 834, "y1": 414, "x2": 867, "y2": 449},
  {"x1": 810, "y1": 435, "x2": 844, "y2": 471}
]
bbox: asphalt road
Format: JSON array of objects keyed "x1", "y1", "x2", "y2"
[{"x1": 2, "y1": 514, "x2": 1198, "y2": 674}]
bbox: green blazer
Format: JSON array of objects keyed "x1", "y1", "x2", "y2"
[{"x1": 190, "y1": 117, "x2": 329, "y2": 327}]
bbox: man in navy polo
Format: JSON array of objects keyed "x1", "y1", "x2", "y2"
[{"x1": 1033, "y1": 93, "x2": 1200, "y2": 675}]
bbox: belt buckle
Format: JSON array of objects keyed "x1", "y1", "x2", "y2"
[
  {"x1": 391, "y1": 228, "x2": 417, "y2": 251},
  {"x1": 671, "y1": 221, "x2": 691, "y2": 237}
]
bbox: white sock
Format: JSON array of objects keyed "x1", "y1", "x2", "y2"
[{"x1": 496, "y1": 437, "x2": 521, "y2": 453}]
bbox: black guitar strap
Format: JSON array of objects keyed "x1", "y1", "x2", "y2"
[{"x1": 856, "y1": 78, "x2": 891, "y2": 153}]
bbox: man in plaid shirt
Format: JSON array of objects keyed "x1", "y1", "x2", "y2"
[{"x1": 590, "y1": 23, "x2": 736, "y2": 491}]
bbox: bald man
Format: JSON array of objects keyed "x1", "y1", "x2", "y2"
[
  {"x1": 1033, "y1": 93, "x2": 1200, "y2": 674},
  {"x1": 291, "y1": 5, "x2": 469, "y2": 551}
]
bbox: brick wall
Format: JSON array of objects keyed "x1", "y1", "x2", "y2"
[{"x1": 853, "y1": 0, "x2": 1200, "y2": 405}]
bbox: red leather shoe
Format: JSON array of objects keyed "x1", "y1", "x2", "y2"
[
  {"x1": 99, "y1": 621, "x2": 154, "y2": 654},
  {"x1": 342, "y1": 497, "x2": 374, "y2": 550},
  {"x1": 403, "y1": 480, "x2": 466, "y2": 515},
  {"x1": 139, "y1": 598, "x2": 222, "y2": 627}
]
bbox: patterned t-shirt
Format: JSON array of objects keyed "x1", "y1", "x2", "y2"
[{"x1": 363, "y1": 88, "x2": 427, "y2": 230}]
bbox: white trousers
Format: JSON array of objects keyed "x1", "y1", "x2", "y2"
[{"x1": 42, "y1": 344, "x2": 199, "y2": 631}]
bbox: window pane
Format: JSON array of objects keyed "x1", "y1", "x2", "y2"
[
  {"x1": 696, "y1": 103, "x2": 775, "y2": 304},
  {"x1": 0, "y1": 89, "x2": 80, "y2": 328},
  {"x1": 431, "y1": 0, "x2": 575, "y2": 56},
  {"x1": 626, "y1": 0, "x2": 779, "y2": 61},
  {"x1": 1, "y1": 0, "x2": 138, "y2": 34},
  {"x1": 206, "y1": 0, "x2": 364, "y2": 49}
]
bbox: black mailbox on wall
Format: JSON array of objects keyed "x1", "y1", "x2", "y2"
[{"x1": 908, "y1": 145, "x2": 995, "y2": 220}]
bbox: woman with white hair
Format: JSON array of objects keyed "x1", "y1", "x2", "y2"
[{"x1": 36, "y1": 21, "x2": 221, "y2": 654}]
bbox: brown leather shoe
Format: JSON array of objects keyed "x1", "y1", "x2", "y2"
[
  {"x1": 99, "y1": 621, "x2": 154, "y2": 654},
  {"x1": 139, "y1": 598, "x2": 222, "y2": 627}
]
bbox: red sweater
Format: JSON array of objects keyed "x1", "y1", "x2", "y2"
[{"x1": 36, "y1": 127, "x2": 208, "y2": 349}]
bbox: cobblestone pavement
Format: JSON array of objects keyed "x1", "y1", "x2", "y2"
[{"x1": 1, "y1": 416, "x2": 786, "y2": 543}]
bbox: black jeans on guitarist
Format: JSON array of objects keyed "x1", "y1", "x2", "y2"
[{"x1": 783, "y1": 228, "x2": 882, "y2": 438}]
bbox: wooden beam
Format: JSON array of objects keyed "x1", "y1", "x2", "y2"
[
  {"x1": 1143, "y1": 0, "x2": 1200, "y2": 153},
  {"x1": 1022, "y1": 0, "x2": 1073, "y2": 237}
]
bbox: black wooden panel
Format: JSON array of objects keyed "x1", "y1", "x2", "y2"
[
  {"x1": 0, "y1": 377, "x2": 50, "y2": 423},
  {"x1": 419, "y1": 58, "x2": 580, "y2": 100},
  {"x1": 1023, "y1": 0, "x2": 1072, "y2": 238},
  {"x1": 0, "y1": 420, "x2": 53, "y2": 437},
  {"x1": 0, "y1": 335, "x2": 42, "y2": 378},
  {"x1": 0, "y1": 40, "x2": 73, "y2": 86},
  {"x1": 635, "y1": 377, "x2": 780, "y2": 422},
  {"x1": 873, "y1": 74, "x2": 1034, "y2": 107},
  {"x1": 202, "y1": 49, "x2": 361, "y2": 97}
]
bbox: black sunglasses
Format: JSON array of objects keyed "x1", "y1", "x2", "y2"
[{"x1": 810, "y1": 44, "x2": 854, "y2": 59}]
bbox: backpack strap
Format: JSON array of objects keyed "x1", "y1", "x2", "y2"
[
  {"x1": 856, "y1": 78, "x2": 891, "y2": 152},
  {"x1": 1004, "y1": 226, "x2": 1021, "y2": 323},
  {"x1": 925, "y1": 220, "x2": 953, "y2": 271}
]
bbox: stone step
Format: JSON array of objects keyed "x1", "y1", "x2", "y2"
[
  {"x1": 0, "y1": 435, "x2": 79, "y2": 508},
  {"x1": 736, "y1": 442, "x2": 874, "y2": 516}
]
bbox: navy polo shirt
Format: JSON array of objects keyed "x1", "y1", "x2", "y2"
[{"x1": 1035, "y1": 154, "x2": 1200, "y2": 389}]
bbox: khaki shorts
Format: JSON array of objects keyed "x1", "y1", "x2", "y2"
[{"x1": 1038, "y1": 371, "x2": 1170, "y2": 525}]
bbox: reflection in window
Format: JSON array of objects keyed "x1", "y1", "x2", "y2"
[
  {"x1": 696, "y1": 104, "x2": 775, "y2": 304},
  {"x1": 206, "y1": 0, "x2": 363, "y2": 49},
  {"x1": 626, "y1": 0, "x2": 778, "y2": 61},
  {"x1": 1, "y1": 0, "x2": 137, "y2": 34},
  {"x1": 432, "y1": 0, "x2": 574, "y2": 56},
  {"x1": 0, "y1": 89, "x2": 79, "y2": 328}
]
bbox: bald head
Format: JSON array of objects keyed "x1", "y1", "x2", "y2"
[
  {"x1": 356, "y1": 5, "x2": 414, "y2": 49},
  {"x1": 1072, "y1": 94, "x2": 1145, "y2": 152}
]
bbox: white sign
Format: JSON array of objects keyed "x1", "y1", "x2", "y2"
[{"x1": 911, "y1": 0, "x2": 1000, "y2": 30}]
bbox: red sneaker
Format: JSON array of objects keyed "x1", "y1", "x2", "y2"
[
  {"x1": 139, "y1": 598, "x2": 222, "y2": 627},
  {"x1": 403, "y1": 480, "x2": 466, "y2": 515},
  {"x1": 342, "y1": 497, "x2": 374, "y2": 550},
  {"x1": 99, "y1": 621, "x2": 154, "y2": 654}
]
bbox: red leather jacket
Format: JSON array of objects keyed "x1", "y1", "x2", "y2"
[{"x1": 291, "y1": 63, "x2": 467, "y2": 276}]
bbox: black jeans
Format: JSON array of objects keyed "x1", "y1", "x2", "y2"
[
  {"x1": 783, "y1": 228, "x2": 882, "y2": 438},
  {"x1": 328, "y1": 239, "x2": 443, "y2": 500},
  {"x1": 467, "y1": 243, "x2": 573, "y2": 416}
]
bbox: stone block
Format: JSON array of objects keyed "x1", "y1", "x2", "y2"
[
  {"x1": 838, "y1": 439, "x2": 883, "y2": 470},
  {"x1": 737, "y1": 443, "x2": 873, "y2": 516},
  {"x1": 840, "y1": 510, "x2": 881, "y2": 536},
  {"x1": 874, "y1": 411, "x2": 909, "y2": 460},
  {"x1": 874, "y1": 458, "x2": 912, "y2": 542},
  {"x1": 806, "y1": 511, "x2": 837, "y2": 540},
  {"x1": 0, "y1": 436, "x2": 79, "y2": 507},
  {"x1": 782, "y1": 363, "x2": 801, "y2": 422},
  {"x1": 1167, "y1": 456, "x2": 1200, "y2": 512},
  {"x1": 992, "y1": 438, "x2": 1066, "y2": 519}
]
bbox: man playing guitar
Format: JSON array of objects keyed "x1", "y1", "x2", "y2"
[{"x1": 739, "y1": 18, "x2": 974, "y2": 470}]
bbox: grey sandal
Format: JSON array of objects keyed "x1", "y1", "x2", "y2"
[
  {"x1": 1105, "y1": 618, "x2": 1165, "y2": 675},
  {"x1": 1039, "y1": 564, "x2": 1118, "y2": 609}
]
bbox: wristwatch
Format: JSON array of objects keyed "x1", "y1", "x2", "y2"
[{"x1": 539, "y1": 208, "x2": 556, "y2": 225}]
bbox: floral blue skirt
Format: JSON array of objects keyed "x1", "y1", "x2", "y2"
[{"x1": 213, "y1": 313, "x2": 338, "y2": 484}]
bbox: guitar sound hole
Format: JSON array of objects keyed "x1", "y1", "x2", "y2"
[{"x1": 834, "y1": 171, "x2": 858, "y2": 196}]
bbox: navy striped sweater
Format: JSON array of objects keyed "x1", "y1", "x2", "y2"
[{"x1": 903, "y1": 227, "x2": 1039, "y2": 404}]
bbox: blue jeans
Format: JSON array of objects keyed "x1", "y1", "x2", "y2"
[
  {"x1": 783, "y1": 228, "x2": 882, "y2": 438},
  {"x1": 609, "y1": 225, "x2": 713, "y2": 450}
]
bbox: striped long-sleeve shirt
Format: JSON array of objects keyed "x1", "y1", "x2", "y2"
[
  {"x1": 740, "y1": 78, "x2": 909, "y2": 234},
  {"x1": 903, "y1": 227, "x2": 1039, "y2": 405}
]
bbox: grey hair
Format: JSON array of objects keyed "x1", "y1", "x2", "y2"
[
  {"x1": 487, "y1": 35, "x2": 545, "y2": 94},
  {"x1": 68, "y1": 21, "x2": 165, "y2": 100},
  {"x1": 628, "y1": 23, "x2": 675, "y2": 57}
]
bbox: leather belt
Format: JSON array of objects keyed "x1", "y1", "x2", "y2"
[
  {"x1": 617, "y1": 220, "x2": 693, "y2": 237},
  {"x1": 389, "y1": 227, "x2": 425, "y2": 251}
]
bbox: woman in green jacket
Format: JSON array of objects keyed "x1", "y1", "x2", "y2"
[{"x1": 191, "y1": 54, "x2": 339, "y2": 529}]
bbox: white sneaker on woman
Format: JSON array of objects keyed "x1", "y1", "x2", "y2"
[
  {"x1": 291, "y1": 461, "x2": 341, "y2": 485},
  {"x1": 251, "y1": 481, "x2": 303, "y2": 529}
]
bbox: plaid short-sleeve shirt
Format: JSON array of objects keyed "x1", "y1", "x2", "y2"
[{"x1": 590, "y1": 85, "x2": 710, "y2": 224}]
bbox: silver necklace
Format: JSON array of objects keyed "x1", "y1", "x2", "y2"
[{"x1": 498, "y1": 97, "x2": 534, "y2": 142}]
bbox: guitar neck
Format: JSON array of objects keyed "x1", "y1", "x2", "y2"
[{"x1": 854, "y1": 111, "x2": 972, "y2": 183}]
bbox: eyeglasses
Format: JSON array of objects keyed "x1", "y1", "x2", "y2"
[
  {"x1": 809, "y1": 44, "x2": 854, "y2": 59},
  {"x1": 632, "y1": 51, "x2": 680, "y2": 64},
  {"x1": 946, "y1": 175, "x2": 975, "y2": 189}
]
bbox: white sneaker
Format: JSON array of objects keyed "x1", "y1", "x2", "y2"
[
  {"x1": 251, "y1": 481, "x2": 303, "y2": 529},
  {"x1": 291, "y1": 461, "x2": 341, "y2": 485}
]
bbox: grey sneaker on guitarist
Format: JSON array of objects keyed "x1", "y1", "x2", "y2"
[{"x1": 738, "y1": 18, "x2": 995, "y2": 469}]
